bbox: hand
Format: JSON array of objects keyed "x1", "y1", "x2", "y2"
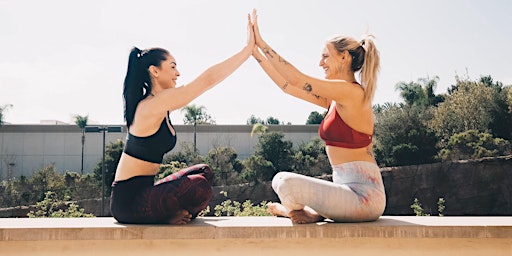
[
  {"x1": 251, "y1": 9, "x2": 263, "y2": 47},
  {"x1": 246, "y1": 13, "x2": 255, "y2": 49},
  {"x1": 252, "y1": 45, "x2": 264, "y2": 59}
]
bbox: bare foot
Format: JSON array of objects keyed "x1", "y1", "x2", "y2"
[
  {"x1": 289, "y1": 207, "x2": 323, "y2": 224},
  {"x1": 266, "y1": 203, "x2": 289, "y2": 217},
  {"x1": 168, "y1": 209, "x2": 192, "y2": 225}
]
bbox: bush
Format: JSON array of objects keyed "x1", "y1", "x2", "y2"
[
  {"x1": 27, "y1": 191, "x2": 94, "y2": 218},
  {"x1": 213, "y1": 191, "x2": 272, "y2": 217}
]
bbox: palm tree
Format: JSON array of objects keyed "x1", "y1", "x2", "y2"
[
  {"x1": 250, "y1": 123, "x2": 268, "y2": 138},
  {"x1": 0, "y1": 104, "x2": 13, "y2": 126},
  {"x1": 73, "y1": 114, "x2": 89, "y2": 174},
  {"x1": 181, "y1": 104, "x2": 214, "y2": 152},
  {"x1": 395, "y1": 76, "x2": 444, "y2": 108}
]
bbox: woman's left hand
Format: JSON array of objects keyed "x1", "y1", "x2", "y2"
[{"x1": 251, "y1": 9, "x2": 264, "y2": 47}]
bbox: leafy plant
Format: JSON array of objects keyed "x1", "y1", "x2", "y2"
[
  {"x1": 410, "y1": 198, "x2": 430, "y2": 216},
  {"x1": 213, "y1": 191, "x2": 272, "y2": 217},
  {"x1": 27, "y1": 191, "x2": 94, "y2": 218}
]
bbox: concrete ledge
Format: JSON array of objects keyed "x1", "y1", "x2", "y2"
[{"x1": 1, "y1": 216, "x2": 511, "y2": 255}]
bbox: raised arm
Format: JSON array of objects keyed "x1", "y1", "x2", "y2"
[
  {"x1": 251, "y1": 10, "x2": 363, "y2": 106},
  {"x1": 252, "y1": 47, "x2": 330, "y2": 109},
  {"x1": 147, "y1": 14, "x2": 255, "y2": 116}
]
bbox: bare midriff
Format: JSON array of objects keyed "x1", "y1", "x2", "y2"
[
  {"x1": 114, "y1": 153, "x2": 161, "y2": 181},
  {"x1": 325, "y1": 144, "x2": 376, "y2": 166}
]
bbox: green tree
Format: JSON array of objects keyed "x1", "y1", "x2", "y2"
[
  {"x1": 206, "y1": 147, "x2": 244, "y2": 185},
  {"x1": 265, "y1": 116, "x2": 281, "y2": 125},
  {"x1": 250, "y1": 123, "x2": 268, "y2": 137},
  {"x1": 243, "y1": 131, "x2": 294, "y2": 182},
  {"x1": 246, "y1": 115, "x2": 264, "y2": 125},
  {"x1": 374, "y1": 103, "x2": 438, "y2": 166},
  {"x1": 439, "y1": 130, "x2": 511, "y2": 161},
  {"x1": 306, "y1": 111, "x2": 325, "y2": 124},
  {"x1": 181, "y1": 104, "x2": 215, "y2": 152},
  {"x1": 93, "y1": 139, "x2": 124, "y2": 195},
  {"x1": 395, "y1": 76, "x2": 444, "y2": 108},
  {"x1": 430, "y1": 76, "x2": 502, "y2": 143},
  {"x1": 0, "y1": 104, "x2": 13, "y2": 126},
  {"x1": 30, "y1": 165, "x2": 67, "y2": 202},
  {"x1": 73, "y1": 114, "x2": 89, "y2": 174},
  {"x1": 292, "y1": 137, "x2": 330, "y2": 176}
]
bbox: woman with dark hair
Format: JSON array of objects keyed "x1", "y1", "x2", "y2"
[
  {"x1": 250, "y1": 10, "x2": 386, "y2": 224},
  {"x1": 110, "y1": 15, "x2": 255, "y2": 224}
]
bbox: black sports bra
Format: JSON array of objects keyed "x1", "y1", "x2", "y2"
[{"x1": 123, "y1": 114, "x2": 177, "y2": 163}]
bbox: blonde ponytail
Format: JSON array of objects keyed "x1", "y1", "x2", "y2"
[{"x1": 360, "y1": 35, "x2": 380, "y2": 103}]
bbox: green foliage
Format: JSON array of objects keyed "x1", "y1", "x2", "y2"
[
  {"x1": 374, "y1": 104, "x2": 438, "y2": 166},
  {"x1": 155, "y1": 161, "x2": 188, "y2": 182},
  {"x1": 411, "y1": 197, "x2": 446, "y2": 216},
  {"x1": 27, "y1": 191, "x2": 94, "y2": 218},
  {"x1": 410, "y1": 198, "x2": 430, "y2": 216},
  {"x1": 73, "y1": 114, "x2": 89, "y2": 129},
  {"x1": 93, "y1": 139, "x2": 124, "y2": 195},
  {"x1": 438, "y1": 198, "x2": 445, "y2": 217},
  {"x1": 0, "y1": 165, "x2": 101, "y2": 208},
  {"x1": 246, "y1": 115, "x2": 282, "y2": 125},
  {"x1": 246, "y1": 114, "x2": 265, "y2": 125},
  {"x1": 181, "y1": 104, "x2": 215, "y2": 125},
  {"x1": 250, "y1": 123, "x2": 268, "y2": 137},
  {"x1": 242, "y1": 131, "x2": 294, "y2": 182},
  {"x1": 213, "y1": 191, "x2": 271, "y2": 217},
  {"x1": 431, "y1": 77, "x2": 501, "y2": 143},
  {"x1": 439, "y1": 130, "x2": 511, "y2": 161},
  {"x1": 206, "y1": 147, "x2": 244, "y2": 186},
  {"x1": 265, "y1": 116, "x2": 281, "y2": 125},
  {"x1": 395, "y1": 76, "x2": 444, "y2": 108},
  {"x1": 306, "y1": 111, "x2": 325, "y2": 124},
  {"x1": 292, "y1": 137, "x2": 330, "y2": 176},
  {"x1": 0, "y1": 104, "x2": 13, "y2": 126},
  {"x1": 163, "y1": 142, "x2": 205, "y2": 165}
]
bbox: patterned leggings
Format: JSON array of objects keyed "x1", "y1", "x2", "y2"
[
  {"x1": 272, "y1": 161, "x2": 386, "y2": 222},
  {"x1": 110, "y1": 164, "x2": 213, "y2": 224}
]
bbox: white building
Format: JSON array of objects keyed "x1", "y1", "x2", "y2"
[{"x1": 0, "y1": 124, "x2": 319, "y2": 179}]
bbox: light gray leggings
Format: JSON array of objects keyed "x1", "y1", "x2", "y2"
[{"x1": 272, "y1": 161, "x2": 386, "y2": 222}]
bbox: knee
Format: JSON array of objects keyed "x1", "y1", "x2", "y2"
[{"x1": 272, "y1": 172, "x2": 300, "y2": 194}]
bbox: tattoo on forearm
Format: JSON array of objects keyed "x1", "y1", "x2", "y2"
[
  {"x1": 303, "y1": 83, "x2": 312, "y2": 92},
  {"x1": 311, "y1": 93, "x2": 321, "y2": 100},
  {"x1": 263, "y1": 47, "x2": 274, "y2": 58},
  {"x1": 255, "y1": 57, "x2": 262, "y2": 63},
  {"x1": 278, "y1": 56, "x2": 289, "y2": 65},
  {"x1": 282, "y1": 81, "x2": 288, "y2": 90}
]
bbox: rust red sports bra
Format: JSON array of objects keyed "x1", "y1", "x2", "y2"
[{"x1": 318, "y1": 103, "x2": 373, "y2": 149}]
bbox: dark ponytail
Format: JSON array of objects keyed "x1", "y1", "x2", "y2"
[{"x1": 123, "y1": 47, "x2": 169, "y2": 128}]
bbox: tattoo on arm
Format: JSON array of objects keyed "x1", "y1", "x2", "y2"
[
  {"x1": 311, "y1": 93, "x2": 321, "y2": 100},
  {"x1": 282, "y1": 81, "x2": 288, "y2": 90},
  {"x1": 263, "y1": 47, "x2": 274, "y2": 58},
  {"x1": 303, "y1": 83, "x2": 312, "y2": 93},
  {"x1": 255, "y1": 57, "x2": 262, "y2": 63}
]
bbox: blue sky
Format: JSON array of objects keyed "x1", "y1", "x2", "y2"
[{"x1": 0, "y1": 0, "x2": 511, "y2": 125}]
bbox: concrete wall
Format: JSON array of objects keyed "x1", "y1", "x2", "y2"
[{"x1": 0, "y1": 124, "x2": 319, "y2": 179}]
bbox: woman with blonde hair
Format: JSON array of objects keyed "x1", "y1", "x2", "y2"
[{"x1": 250, "y1": 10, "x2": 385, "y2": 223}]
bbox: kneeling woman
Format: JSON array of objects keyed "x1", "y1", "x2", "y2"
[{"x1": 111, "y1": 16, "x2": 255, "y2": 224}]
